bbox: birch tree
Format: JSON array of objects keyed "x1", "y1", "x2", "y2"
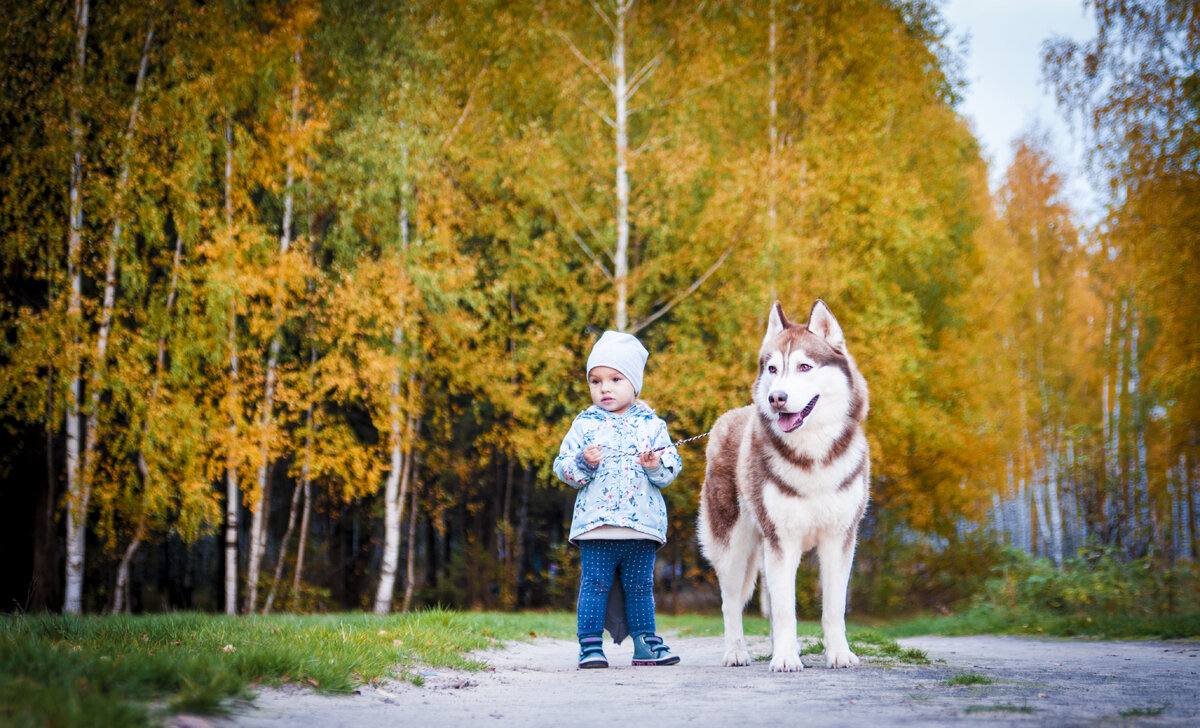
[
  {"x1": 551, "y1": 0, "x2": 740, "y2": 334},
  {"x1": 1047, "y1": 0, "x2": 1199, "y2": 558},
  {"x1": 61, "y1": 0, "x2": 90, "y2": 617}
]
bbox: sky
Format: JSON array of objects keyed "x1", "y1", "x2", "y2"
[{"x1": 939, "y1": 0, "x2": 1099, "y2": 221}]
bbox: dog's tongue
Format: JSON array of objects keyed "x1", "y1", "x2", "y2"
[
  {"x1": 777, "y1": 395, "x2": 820, "y2": 433},
  {"x1": 778, "y1": 411, "x2": 805, "y2": 433}
]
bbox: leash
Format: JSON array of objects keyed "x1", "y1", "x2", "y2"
[{"x1": 600, "y1": 430, "x2": 710, "y2": 457}]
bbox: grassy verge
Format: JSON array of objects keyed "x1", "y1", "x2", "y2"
[
  {"x1": 4, "y1": 607, "x2": 1197, "y2": 727},
  {"x1": 0, "y1": 609, "x2": 572, "y2": 728},
  {"x1": 877, "y1": 609, "x2": 1200, "y2": 640}
]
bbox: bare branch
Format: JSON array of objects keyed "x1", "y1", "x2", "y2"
[
  {"x1": 624, "y1": 0, "x2": 706, "y2": 102},
  {"x1": 550, "y1": 201, "x2": 613, "y2": 279},
  {"x1": 630, "y1": 57, "x2": 756, "y2": 115},
  {"x1": 589, "y1": 0, "x2": 616, "y2": 34},
  {"x1": 580, "y1": 94, "x2": 617, "y2": 129},
  {"x1": 565, "y1": 190, "x2": 613, "y2": 265},
  {"x1": 626, "y1": 54, "x2": 662, "y2": 100},
  {"x1": 556, "y1": 30, "x2": 615, "y2": 93},
  {"x1": 630, "y1": 245, "x2": 733, "y2": 334},
  {"x1": 440, "y1": 62, "x2": 489, "y2": 153}
]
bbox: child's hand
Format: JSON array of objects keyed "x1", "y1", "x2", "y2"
[
  {"x1": 583, "y1": 444, "x2": 604, "y2": 466},
  {"x1": 638, "y1": 450, "x2": 662, "y2": 470}
]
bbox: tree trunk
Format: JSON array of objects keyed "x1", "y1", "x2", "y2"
[
  {"x1": 63, "y1": 0, "x2": 90, "y2": 615},
  {"x1": 1114, "y1": 299, "x2": 1128, "y2": 551},
  {"x1": 1186, "y1": 444, "x2": 1198, "y2": 561},
  {"x1": 1046, "y1": 438, "x2": 1064, "y2": 566},
  {"x1": 80, "y1": 23, "x2": 153, "y2": 495},
  {"x1": 246, "y1": 45, "x2": 302, "y2": 613},
  {"x1": 33, "y1": 374, "x2": 61, "y2": 611},
  {"x1": 223, "y1": 118, "x2": 240, "y2": 616},
  {"x1": 291, "y1": 478, "x2": 311, "y2": 610},
  {"x1": 112, "y1": 525, "x2": 143, "y2": 614},
  {"x1": 767, "y1": 0, "x2": 778, "y2": 236},
  {"x1": 373, "y1": 355, "x2": 407, "y2": 614},
  {"x1": 373, "y1": 145, "x2": 413, "y2": 614},
  {"x1": 402, "y1": 456, "x2": 420, "y2": 613},
  {"x1": 613, "y1": 1, "x2": 631, "y2": 331},
  {"x1": 290, "y1": 178, "x2": 317, "y2": 612},
  {"x1": 117, "y1": 229, "x2": 182, "y2": 615},
  {"x1": 263, "y1": 476, "x2": 303, "y2": 614}
]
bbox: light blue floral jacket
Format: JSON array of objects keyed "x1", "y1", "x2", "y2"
[{"x1": 553, "y1": 402, "x2": 681, "y2": 544}]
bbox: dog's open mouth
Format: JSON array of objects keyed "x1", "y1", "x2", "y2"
[{"x1": 777, "y1": 395, "x2": 819, "y2": 433}]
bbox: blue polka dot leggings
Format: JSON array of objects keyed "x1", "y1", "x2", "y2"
[{"x1": 577, "y1": 539, "x2": 657, "y2": 640}]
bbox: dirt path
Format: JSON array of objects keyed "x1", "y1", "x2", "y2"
[{"x1": 207, "y1": 634, "x2": 1200, "y2": 727}]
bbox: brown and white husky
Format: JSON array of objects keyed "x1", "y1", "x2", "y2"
[{"x1": 698, "y1": 300, "x2": 870, "y2": 672}]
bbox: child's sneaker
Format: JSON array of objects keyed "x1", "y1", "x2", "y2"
[
  {"x1": 631, "y1": 633, "x2": 679, "y2": 666},
  {"x1": 578, "y1": 636, "x2": 608, "y2": 669}
]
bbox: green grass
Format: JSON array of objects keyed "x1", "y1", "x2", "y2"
[
  {"x1": 945, "y1": 672, "x2": 994, "y2": 686},
  {"x1": 964, "y1": 703, "x2": 1035, "y2": 714},
  {"x1": 848, "y1": 630, "x2": 930, "y2": 664},
  {"x1": 3, "y1": 608, "x2": 1192, "y2": 727},
  {"x1": 0, "y1": 609, "x2": 566, "y2": 728},
  {"x1": 877, "y1": 609, "x2": 1200, "y2": 640},
  {"x1": 1119, "y1": 704, "x2": 1169, "y2": 718}
]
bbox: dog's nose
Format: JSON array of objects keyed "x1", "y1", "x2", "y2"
[{"x1": 769, "y1": 391, "x2": 788, "y2": 410}]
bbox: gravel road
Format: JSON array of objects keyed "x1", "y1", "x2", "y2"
[{"x1": 202, "y1": 633, "x2": 1200, "y2": 727}]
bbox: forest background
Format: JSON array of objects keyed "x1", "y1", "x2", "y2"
[{"x1": 1, "y1": 0, "x2": 1196, "y2": 619}]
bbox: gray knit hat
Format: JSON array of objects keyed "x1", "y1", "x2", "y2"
[{"x1": 586, "y1": 331, "x2": 649, "y2": 395}]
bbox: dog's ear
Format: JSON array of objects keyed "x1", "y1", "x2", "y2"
[
  {"x1": 807, "y1": 300, "x2": 845, "y2": 351},
  {"x1": 763, "y1": 300, "x2": 789, "y2": 346}
]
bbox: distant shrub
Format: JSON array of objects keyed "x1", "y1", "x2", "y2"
[{"x1": 973, "y1": 546, "x2": 1200, "y2": 620}]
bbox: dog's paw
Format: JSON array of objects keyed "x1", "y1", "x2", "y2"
[
  {"x1": 723, "y1": 646, "x2": 751, "y2": 667},
  {"x1": 769, "y1": 652, "x2": 805, "y2": 672},
  {"x1": 824, "y1": 647, "x2": 859, "y2": 669}
]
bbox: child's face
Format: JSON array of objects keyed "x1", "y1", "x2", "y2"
[{"x1": 588, "y1": 366, "x2": 636, "y2": 414}]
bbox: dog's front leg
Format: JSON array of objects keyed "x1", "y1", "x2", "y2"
[
  {"x1": 762, "y1": 543, "x2": 804, "y2": 672},
  {"x1": 817, "y1": 535, "x2": 859, "y2": 668}
]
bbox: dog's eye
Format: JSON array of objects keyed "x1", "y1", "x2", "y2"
[
  {"x1": 797, "y1": 363, "x2": 812, "y2": 373},
  {"x1": 767, "y1": 365, "x2": 778, "y2": 374}
]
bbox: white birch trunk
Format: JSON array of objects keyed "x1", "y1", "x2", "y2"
[
  {"x1": 373, "y1": 151, "x2": 411, "y2": 614},
  {"x1": 1101, "y1": 301, "x2": 1114, "y2": 530},
  {"x1": 114, "y1": 229, "x2": 182, "y2": 614},
  {"x1": 291, "y1": 479, "x2": 311, "y2": 609},
  {"x1": 111, "y1": 528, "x2": 142, "y2": 614},
  {"x1": 767, "y1": 0, "x2": 778, "y2": 234},
  {"x1": 992, "y1": 491, "x2": 1005, "y2": 543},
  {"x1": 80, "y1": 24, "x2": 153, "y2": 489},
  {"x1": 101, "y1": 28, "x2": 158, "y2": 615},
  {"x1": 63, "y1": 0, "x2": 90, "y2": 615},
  {"x1": 613, "y1": 1, "x2": 630, "y2": 332},
  {"x1": 765, "y1": 0, "x2": 780, "y2": 303},
  {"x1": 402, "y1": 449, "x2": 420, "y2": 613},
  {"x1": 373, "y1": 330, "x2": 406, "y2": 614},
  {"x1": 1113, "y1": 299, "x2": 1127, "y2": 546},
  {"x1": 263, "y1": 476, "x2": 302, "y2": 614},
  {"x1": 286, "y1": 395, "x2": 314, "y2": 610},
  {"x1": 1130, "y1": 306, "x2": 1150, "y2": 549},
  {"x1": 1181, "y1": 451, "x2": 1194, "y2": 561},
  {"x1": 246, "y1": 45, "x2": 301, "y2": 613},
  {"x1": 290, "y1": 167, "x2": 317, "y2": 611},
  {"x1": 1032, "y1": 470, "x2": 1051, "y2": 559},
  {"x1": 223, "y1": 118, "x2": 240, "y2": 616},
  {"x1": 1046, "y1": 439, "x2": 1064, "y2": 565}
]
